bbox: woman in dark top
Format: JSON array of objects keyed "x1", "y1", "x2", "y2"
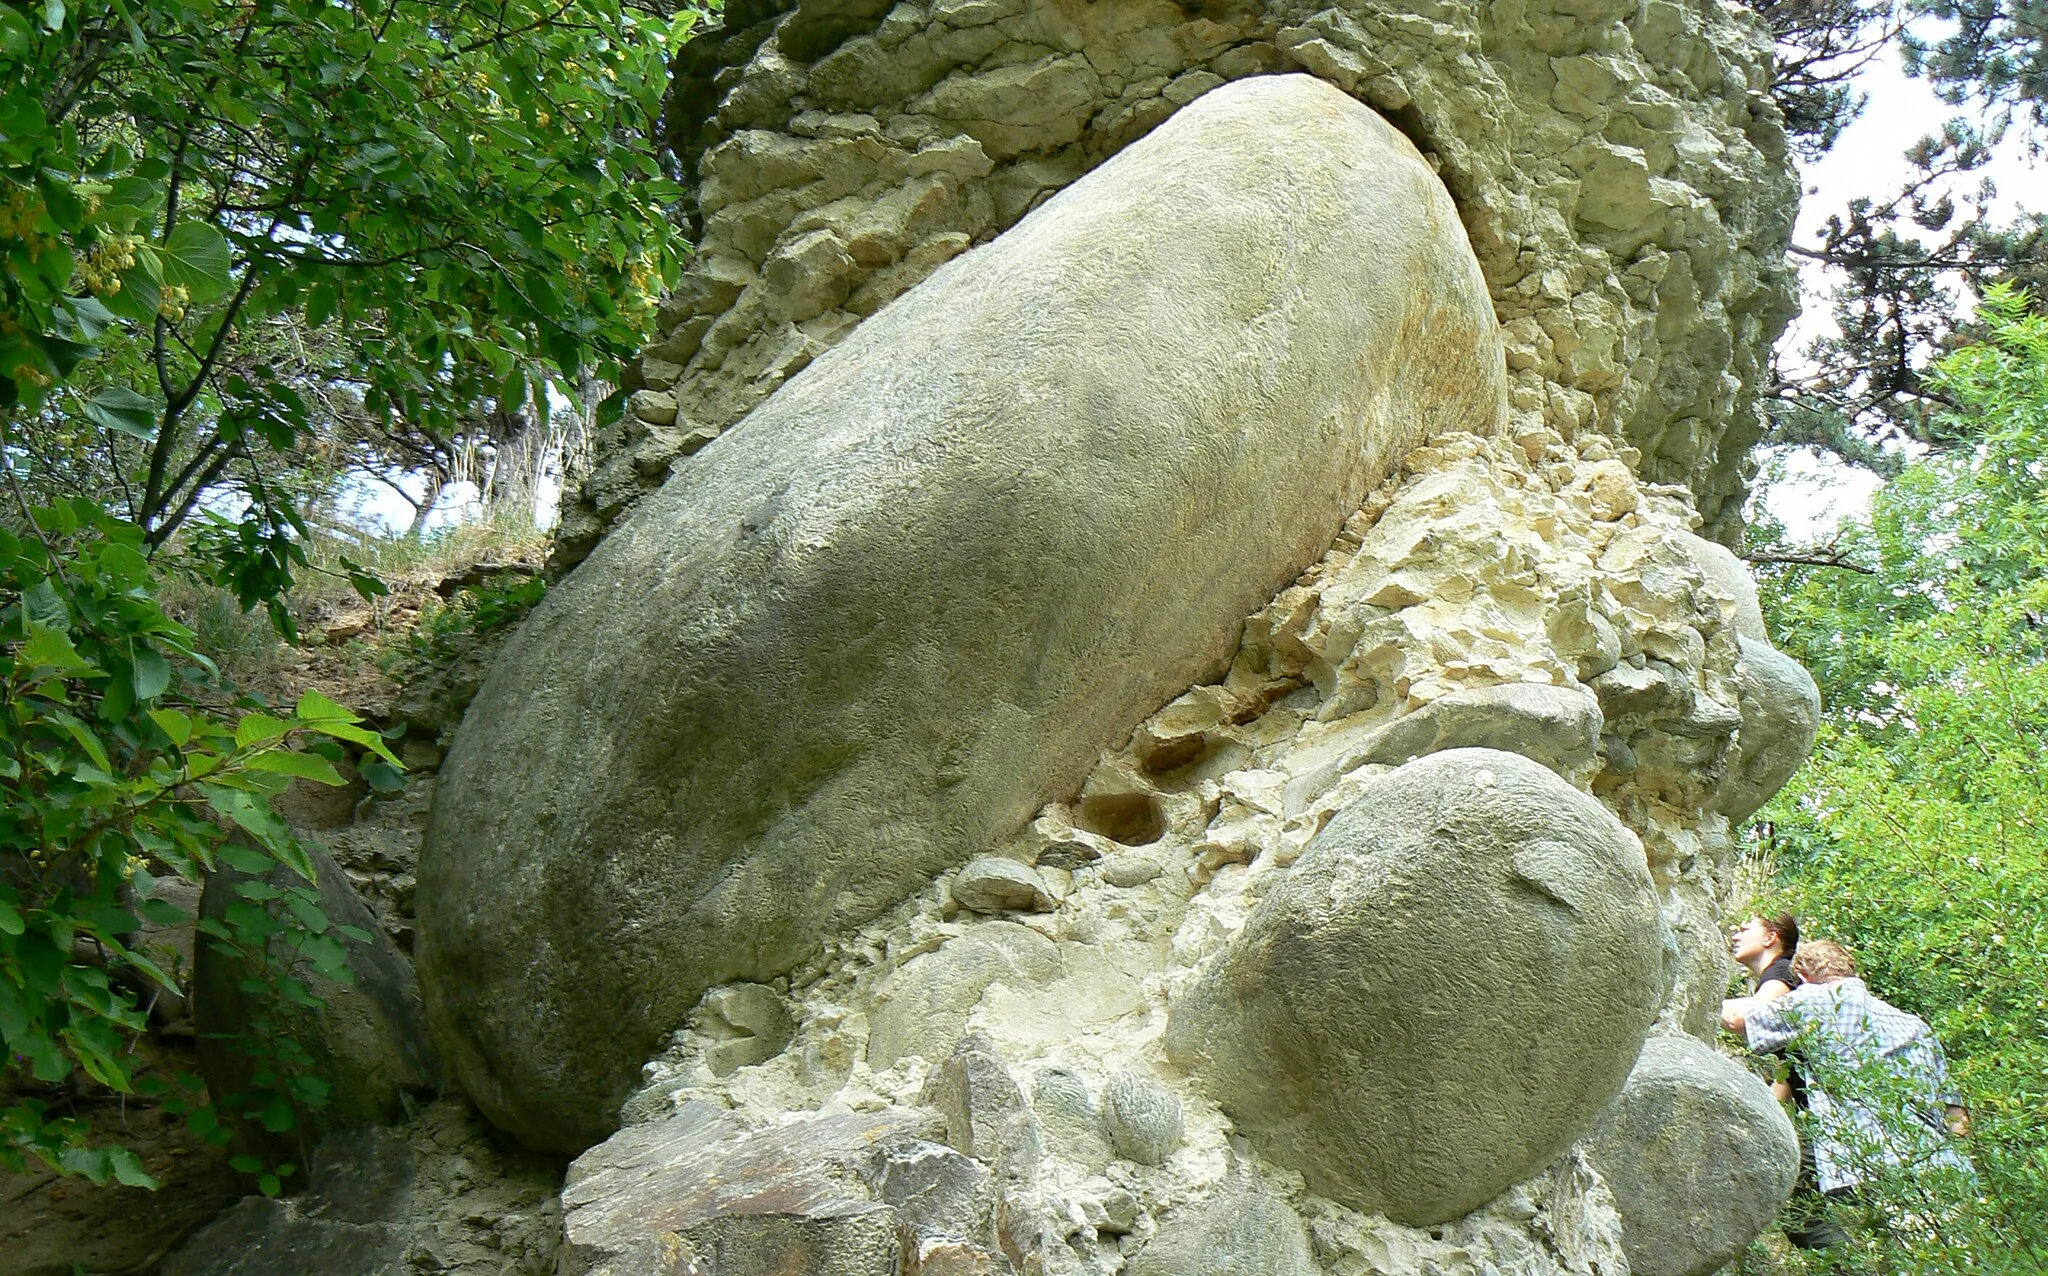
[{"x1": 1731, "y1": 911, "x2": 1802, "y2": 999}]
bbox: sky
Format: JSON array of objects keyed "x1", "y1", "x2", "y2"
[{"x1": 1767, "y1": 42, "x2": 2048, "y2": 540}]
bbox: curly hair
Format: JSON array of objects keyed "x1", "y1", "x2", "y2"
[{"x1": 1792, "y1": 939, "x2": 1857, "y2": 983}]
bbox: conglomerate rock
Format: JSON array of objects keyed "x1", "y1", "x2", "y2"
[
  {"x1": 561, "y1": 0, "x2": 1799, "y2": 563},
  {"x1": 417, "y1": 72, "x2": 1505, "y2": 1152},
  {"x1": 382, "y1": 0, "x2": 1819, "y2": 1266},
  {"x1": 597, "y1": 420, "x2": 1814, "y2": 1276}
]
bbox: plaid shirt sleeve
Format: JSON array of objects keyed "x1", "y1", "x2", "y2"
[{"x1": 1744, "y1": 987, "x2": 1807, "y2": 1054}]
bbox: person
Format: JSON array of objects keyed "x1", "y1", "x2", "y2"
[
  {"x1": 1725, "y1": 940, "x2": 1971, "y2": 1245},
  {"x1": 1733, "y1": 911, "x2": 1801, "y2": 998},
  {"x1": 1723, "y1": 912, "x2": 1803, "y2": 1101}
]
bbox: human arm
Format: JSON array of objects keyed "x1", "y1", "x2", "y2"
[{"x1": 1741, "y1": 991, "x2": 1804, "y2": 1054}]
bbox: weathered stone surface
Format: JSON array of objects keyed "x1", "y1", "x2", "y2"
[
  {"x1": 1284, "y1": 683, "x2": 1602, "y2": 809},
  {"x1": 1677, "y1": 532, "x2": 1768, "y2": 642},
  {"x1": 194, "y1": 840, "x2": 436, "y2": 1148},
  {"x1": 1125, "y1": 1171, "x2": 1316, "y2": 1276},
  {"x1": 1030, "y1": 1067, "x2": 1111, "y2": 1175},
  {"x1": 919, "y1": 1035, "x2": 1044, "y2": 1266},
  {"x1": 572, "y1": 0, "x2": 1799, "y2": 559},
  {"x1": 861, "y1": 1137, "x2": 997, "y2": 1251},
  {"x1": 159, "y1": 1102, "x2": 562, "y2": 1276},
  {"x1": 867, "y1": 922, "x2": 1064, "y2": 1068},
  {"x1": 696, "y1": 983, "x2": 796, "y2": 1077},
  {"x1": 1167, "y1": 748, "x2": 1667, "y2": 1225},
  {"x1": 1101, "y1": 1071, "x2": 1182, "y2": 1167},
  {"x1": 559, "y1": 1101, "x2": 931, "y2": 1276},
  {"x1": 1716, "y1": 635, "x2": 1822, "y2": 822},
  {"x1": 420, "y1": 72, "x2": 1505, "y2": 1151},
  {"x1": 951, "y1": 856, "x2": 1053, "y2": 914},
  {"x1": 1579, "y1": 1035, "x2": 1799, "y2": 1276}
]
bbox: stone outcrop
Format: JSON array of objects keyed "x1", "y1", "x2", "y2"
[
  {"x1": 1718, "y1": 635, "x2": 1822, "y2": 822},
  {"x1": 1579, "y1": 1034, "x2": 1800, "y2": 1276},
  {"x1": 193, "y1": 841, "x2": 437, "y2": 1148},
  {"x1": 599, "y1": 418, "x2": 1814, "y2": 1275},
  {"x1": 1166, "y1": 748, "x2": 1668, "y2": 1224},
  {"x1": 159, "y1": 1102, "x2": 563, "y2": 1276},
  {"x1": 347, "y1": 1, "x2": 1821, "y2": 1269},
  {"x1": 563, "y1": 0, "x2": 1799, "y2": 563},
  {"x1": 417, "y1": 72, "x2": 1505, "y2": 1152}
]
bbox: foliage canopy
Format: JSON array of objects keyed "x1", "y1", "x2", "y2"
[{"x1": 1752, "y1": 288, "x2": 2048, "y2": 1269}]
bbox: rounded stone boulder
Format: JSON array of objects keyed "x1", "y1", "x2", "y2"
[
  {"x1": 1165, "y1": 748, "x2": 1667, "y2": 1225},
  {"x1": 1579, "y1": 1035, "x2": 1799, "y2": 1276},
  {"x1": 1716, "y1": 635, "x2": 1822, "y2": 823},
  {"x1": 418, "y1": 73, "x2": 1506, "y2": 1151}
]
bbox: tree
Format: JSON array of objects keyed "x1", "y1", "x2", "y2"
[
  {"x1": 0, "y1": 0, "x2": 710, "y2": 1187},
  {"x1": 1750, "y1": 289, "x2": 2048, "y2": 1270},
  {"x1": 1, "y1": 0, "x2": 698, "y2": 612},
  {"x1": 1742, "y1": 1, "x2": 2048, "y2": 474}
]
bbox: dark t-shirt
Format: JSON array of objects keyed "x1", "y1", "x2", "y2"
[
  {"x1": 1753, "y1": 957, "x2": 1806, "y2": 1106},
  {"x1": 1755, "y1": 957, "x2": 1799, "y2": 995}
]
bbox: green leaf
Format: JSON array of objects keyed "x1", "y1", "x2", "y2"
[
  {"x1": 243, "y1": 749, "x2": 345, "y2": 786},
  {"x1": 0, "y1": 6, "x2": 32, "y2": 52},
  {"x1": 103, "y1": 262, "x2": 162, "y2": 324},
  {"x1": 82, "y1": 387, "x2": 158, "y2": 440},
  {"x1": 0, "y1": 901, "x2": 23, "y2": 936},
  {"x1": 161, "y1": 223, "x2": 232, "y2": 306},
  {"x1": 148, "y1": 707, "x2": 192, "y2": 747},
  {"x1": 22, "y1": 626, "x2": 90, "y2": 672},
  {"x1": 293, "y1": 689, "x2": 357, "y2": 723},
  {"x1": 22, "y1": 580, "x2": 69, "y2": 629},
  {"x1": 108, "y1": 1147, "x2": 158, "y2": 1189},
  {"x1": 39, "y1": 0, "x2": 64, "y2": 34},
  {"x1": 130, "y1": 645, "x2": 170, "y2": 700},
  {"x1": 286, "y1": 897, "x2": 330, "y2": 935},
  {"x1": 358, "y1": 760, "x2": 405, "y2": 793},
  {"x1": 234, "y1": 713, "x2": 292, "y2": 749}
]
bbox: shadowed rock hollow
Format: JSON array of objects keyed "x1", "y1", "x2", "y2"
[{"x1": 418, "y1": 73, "x2": 1506, "y2": 1152}]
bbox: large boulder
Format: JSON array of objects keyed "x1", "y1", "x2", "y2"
[
  {"x1": 1166, "y1": 748, "x2": 1667, "y2": 1225},
  {"x1": 1579, "y1": 1035, "x2": 1800, "y2": 1276},
  {"x1": 418, "y1": 72, "x2": 1506, "y2": 1150}
]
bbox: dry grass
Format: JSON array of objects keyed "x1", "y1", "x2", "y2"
[{"x1": 156, "y1": 518, "x2": 549, "y2": 719}]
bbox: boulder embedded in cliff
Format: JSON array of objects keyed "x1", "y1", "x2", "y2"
[
  {"x1": 1717, "y1": 636, "x2": 1822, "y2": 822},
  {"x1": 1166, "y1": 748, "x2": 1667, "y2": 1225},
  {"x1": 1579, "y1": 1034, "x2": 1800, "y2": 1276},
  {"x1": 417, "y1": 72, "x2": 1506, "y2": 1151}
]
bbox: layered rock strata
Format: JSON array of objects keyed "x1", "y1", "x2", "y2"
[
  {"x1": 419, "y1": 73, "x2": 1505, "y2": 1152},
  {"x1": 561, "y1": 0, "x2": 1799, "y2": 562}
]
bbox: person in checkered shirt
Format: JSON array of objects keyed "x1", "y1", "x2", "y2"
[{"x1": 1726, "y1": 939, "x2": 1973, "y2": 1243}]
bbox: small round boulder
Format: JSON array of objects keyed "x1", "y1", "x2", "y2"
[
  {"x1": 1579, "y1": 1035, "x2": 1799, "y2": 1276},
  {"x1": 1165, "y1": 748, "x2": 1667, "y2": 1225},
  {"x1": 1716, "y1": 636, "x2": 1821, "y2": 823}
]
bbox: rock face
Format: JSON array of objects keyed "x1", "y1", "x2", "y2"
[
  {"x1": 1579, "y1": 1035, "x2": 1800, "y2": 1276},
  {"x1": 194, "y1": 841, "x2": 437, "y2": 1147},
  {"x1": 418, "y1": 72, "x2": 1506, "y2": 1151},
  {"x1": 159, "y1": 1102, "x2": 562, "y2": 1276},
  {"x1": 1166, "y1": 748, "x2": 1667, "y2": 1225},
  {"x1": 566, "y1": 0, "x2": 1799, "y2": 562},
  {"x1": 1718, "y1": 636, "x2": 1822, "y2": 822}
]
